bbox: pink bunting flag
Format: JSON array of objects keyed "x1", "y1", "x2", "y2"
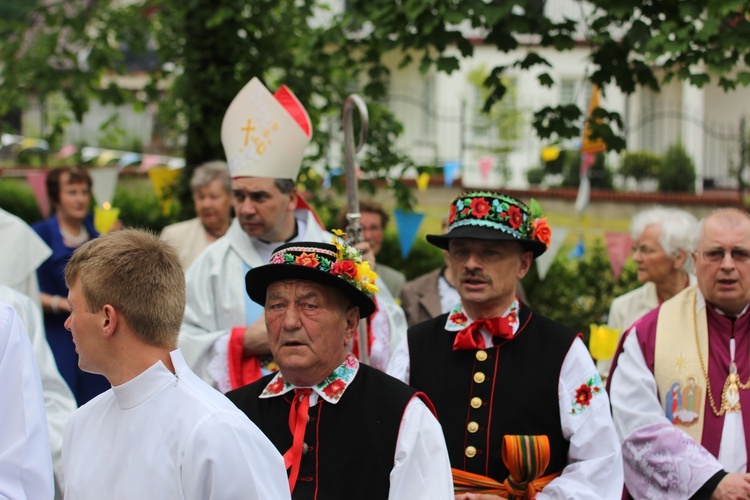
[
  {"x1": 478, "y1": 156, "x2": 495, "y2": 182},
  {"x1": 56, "y1": 144, "x2": 78, "y2": 159},
  {"x1": 139, "y1": 155, "x2": 163, "y2": 172},
  {"x1": 604, "y1": 232, "x2": 634, "y2": 282},
  {"x1": 26, "y1": 170, "x2": 50, "y2": 218}
]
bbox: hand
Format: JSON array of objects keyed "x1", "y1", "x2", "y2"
[
  {"x1": 711, "y1": 473, "x2": 750, "y2": 499},
  {"x1": 242, "y1": 315, "x2": 270, "y2": 356},
  {"x1": 353, "y1": 241, "x2": 376, "y2": 268}
]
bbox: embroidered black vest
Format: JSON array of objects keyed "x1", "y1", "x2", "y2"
[
  {"x1": 227, "y1": 364, "x2": 418, "y2": 500},
  {"x1": 408, "y1": 303, "x2": 578, "y2": 481}
]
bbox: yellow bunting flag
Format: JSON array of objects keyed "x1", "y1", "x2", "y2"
[
  {"x1": 416, "y1": 172, "x2": 430, "y2": 191},
  {"x1": 147, "y1": 167, "x2": 182, "y2": 216}
]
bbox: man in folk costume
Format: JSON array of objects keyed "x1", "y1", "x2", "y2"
[
  {"x1": 226, "y1": 238, "x2": 453, "y2": 498},
  {"x1": 609, "y1": 208, "x2": 750, "y2": 498},
  {"x1": 179, "y1": 77, "x2": 406, "y2": 392},
  {"x1": 61, "y1": 229, "x2": 290, "y2": 500},
  {"x1": 387, "y1": 191, "x2": 623, "y2": 499}
]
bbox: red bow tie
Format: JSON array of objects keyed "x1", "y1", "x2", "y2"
[{"x1": 453, "y1": 317, "x2": 514, "y2": 350}]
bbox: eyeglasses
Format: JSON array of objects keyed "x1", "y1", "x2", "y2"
[
  {"x1": 631, "y1": 245, "x2": 659, "y2": 255},
  {"x1": 697, "y1": 248, "x2": 750, "y2": 263}
]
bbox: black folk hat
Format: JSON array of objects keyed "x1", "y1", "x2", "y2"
[
  {"x1": 426, "y1": 191, "x2": 551, "y2": 258},
  {"x1": 245, "y1": 240, "x2": 378, "y2": 317}
]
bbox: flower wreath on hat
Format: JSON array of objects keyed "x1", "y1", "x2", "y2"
[
  {"x1": 269, "y1": 229, "x2": 380, "y2": 297},
  {"x1": 448, "y1": 192, "x2": 552, "y2": 249}
]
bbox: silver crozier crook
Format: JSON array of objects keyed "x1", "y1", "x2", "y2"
[{"x1": 342, "y1": 93, "x2": 370, "y2": 365}]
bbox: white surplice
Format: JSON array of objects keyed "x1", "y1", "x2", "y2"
[
  {"x1": 0, "y1": 300, "x2": 54, "y2": 500},
  {"x1": 62, "y1": 349, "x2": 290, "y2": 500},
  {"x1": 0, "y1": 285, "x2": 76, "y2": 498},
  {"x1": 0, "y1": 208, "x2": 52, "y2": 306}
]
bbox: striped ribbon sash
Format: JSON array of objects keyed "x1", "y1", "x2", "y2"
[{"x1": 452, "y1": 435, "x2": 560, "y2": 499}]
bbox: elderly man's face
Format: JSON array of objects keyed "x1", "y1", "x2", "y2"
[
  {"x1": 265, "y1": 280, "x2": 358, "y2": 386},
  {"x1": 232, "y1": 177, "x2": 296, "y2": 242},
  {"x1": 693, "y1": 212, "x2": 750, "y2": 316},
  {"x1": 447, "y1": 238, "x2": 532, "y2": 318}
]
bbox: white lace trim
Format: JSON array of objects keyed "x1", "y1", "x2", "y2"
[{"x1": 623, "y1": 422, "x2": 724, "y2": 499}]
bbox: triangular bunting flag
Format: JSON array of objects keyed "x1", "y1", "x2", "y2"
[
  {"x1": 535, "y1": 226, "x2": 569, "y2": 280},
  {"x1": 117, "y1": 152, "x2": 142, "y2": 169},
  {"x1": 26, "y1": 170, "x2": 50, "y2": 218},
  {"x1": 478, "y1": 156, "x2": 494, "y2": 182},
  {"x1": 147, "y1": 167, "x2": 182, "y2": 216},
  {"x1": 568, "y1": 237, "x2": 585, "y2": 260},
  {"x1": 443, "y1": 161, "x2": 460, "y2": 187},
  {"x1": 88, "y1": 167, "x2": 119, "y2": 207},
  {"x1": 393, "y1": 209, "x2": 425, "y2": 260},
  {"x1": 604, "y1": 232, "x2": 634, "y2": 282},
  {"x1": 416, "y1": 172, "x2": 430, "y2": 191}
]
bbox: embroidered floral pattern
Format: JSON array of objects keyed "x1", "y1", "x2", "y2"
[
  {"x1": 267, "y1": 233, "x2": 378, "y2": 298},
  {"x1": 260, "y1": 352, "x2": 360, "y2": 404},
  {"x1": 446, "y1": 192, "x2": 551, "y2": 249},
  {"x1": 569, "y1": 374, "x2": 604, "y2": 415}
]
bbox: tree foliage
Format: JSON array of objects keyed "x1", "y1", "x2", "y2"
[
  {"x1": 2, "y1": 0, "x2": 750, "y2": 208},
  {"x1": 0, "y1": 0, "x2": 417, "y2": 214},
  {"x1": 348, "y1": 0, "x2": 750, "y2": 152}
]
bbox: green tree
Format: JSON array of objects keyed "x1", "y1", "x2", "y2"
[
  {"x1": 4, "y1": 0, "x2": 750, "y2": 206},
  {"x1": 0, "y1": 0, "x2": 417, "y2": 215},
  {"x1": 349, "y1": 0, "x2": 750, "y2": 151}
]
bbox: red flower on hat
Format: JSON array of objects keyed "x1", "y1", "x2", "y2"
[
  {"x1": 531, "y1": 218, "x2": 552, "y2": 248},
  {"x1": 295, "y1": 252, "x2": 320, "y2": 268},
  {"x1": 470, "y1": 197, "x2": 491, "y2": 218},
  {"x1": 323, "y1": 379, "x2": 346, "y2": 398},
  {"x1": 508, "y1": 205, "x2": 524, "y2": 230},
  {"x1": 574, "y1": 384, "x2": 593, "y2": 406},
  {"x1": 449, "y1": 204, "x2": 457, "y2": 224},
  {"x1": 332, "y1": 260, "x2": 357, "y2": 279}
]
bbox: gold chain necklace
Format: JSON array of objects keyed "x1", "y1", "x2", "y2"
[{"x1": 692, "y1": 292, "x2": 750, "y2": 417}]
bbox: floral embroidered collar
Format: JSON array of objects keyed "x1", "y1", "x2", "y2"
[
  {"x1": 259, "y1": 352, "x2": 359, "y2": 404},
  {"x1": 444, "y1": 299, "x2": 520, "y2": 335}
]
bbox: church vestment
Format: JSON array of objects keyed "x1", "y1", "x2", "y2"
[
  {"x1": 62, "y1": 348, "x2": 290, "y2": 500},
  {"x1": 598, "y1": 276, "x2": 697, "y2": 377},
  {"x1": 0, "y1": 285, "x2": 75, "y2": 498},
  {"x1": 0, "y1": 300, "x2": 54, "y2": 500},
  {"x1": 609, "y1": 285, "x2": 749, "y2": 498},
  {"x1": 0, "y1": 208, "x2": 51, "y2": 305},
  {"x1": 387, "y1": 300, "x2": 623, "y2": 499},
  {"x1": 227, "y1": 352, "x2": 453, "y2": 499}
]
